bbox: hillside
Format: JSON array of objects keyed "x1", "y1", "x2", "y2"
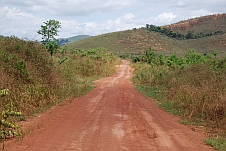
[
  {"x1": 0, "y1": 36, "x2": 118, "y2": 115},
  {"x1": 67, "y1": 14, "x2": 226, "y2": 56},
  {"x1": 57, "y1": 35, "x2": 91, "y2": 45},
  {"x1": 164, "y1": 14, "x2": 226, "y2": 34}
]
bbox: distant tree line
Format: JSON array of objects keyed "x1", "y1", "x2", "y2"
[{"x1": 146, "y1": 24, "x2": 224, "y2": 40}]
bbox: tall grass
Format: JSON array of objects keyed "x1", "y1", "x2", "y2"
[
  {"x1": 132, "y1": 48, "x2": 226, "y2": 150},
  {"x1": 0, "y1": 36, "x2": 118, "y2": 116},
  {"x1": 165, "y1": 64, "x2": 226, "y2": 128},
  {"x1": 56, "y1": 47, "x2": 118, "y2": 99}
]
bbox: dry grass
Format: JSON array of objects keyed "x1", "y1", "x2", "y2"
[
  {"x1": 164, "y1": 14, "x2": 226, "y2": 34},
  {"x1": 167, "y1": 65, "x2": 226, "y2": 128},
  {"x1": 132, "y1": 52, "x2": 226, "y2": 150},
  {"x1": 0, "y1": 36, "x2": 118, "y2": 116},
  {"x1": 133, "y1": 62, "x2": 226, "y2": 130},
  {"x1": 67, "y1": 14, "x2": 226, "y2": 57}
]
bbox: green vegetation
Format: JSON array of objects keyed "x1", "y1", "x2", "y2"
[
  {"x1": 1, "y1": 13, "x2": 225, "y2": 150},
  {"x1": 57, "y1": 35, "x2": 91, "y2": 46},
  {"x1": 56, "y1": 46, "x2": 118, "y2": 98},
  {"x1": 37, "y1": 19, "x2": 61, "y2": 56},
  {"x1": 65, "y1": 14, "x2": 226, "y2": 150},
  {"x1": 132, "y1": 47, "x2": 226, "y2": 150},
  {"x1": 67, "y1": 27, "x2": 226, "y2": 56},
  {"x1": 67, "y1": 14, "x2": 226, "y2": 57},
  {"x1": 0, "y1": 35, "x2": 118, "y2": 122},
  {"x1": 146, "y1": 24, "x2": 224, "y2": 40},
  {"x1": 205, "y1": 137, "x2": 226, "y2": 151},
  {"x1": 0, "y1": 20, "x2": 118, "y2": 150},
  {"x1": 0, "y1": 89, "x2": 22, "y2": 150}
]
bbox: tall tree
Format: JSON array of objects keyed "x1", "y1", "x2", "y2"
[{"x1": 37, "y1": 19, "x2": 61, "y2": 56}]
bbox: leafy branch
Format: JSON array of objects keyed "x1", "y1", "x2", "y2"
[{"x1": 0, "y1": 89, "x2": 22, "y2": 150}]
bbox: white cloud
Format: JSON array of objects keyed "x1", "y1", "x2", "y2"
[
  {"x1": 1, "y1": 6, "x2": 33, "y2": 20},
  {"x1": 3, "y1": 0, "x2": 132, "y2": 17},
  {"x1": 154, "y1": 12, "x2": 177, "y2": 25},
  {"x1": 189, "y1": 9, "x2": 215, "y2": 18},
  {"x1": 59, "y1": 13, "x2": 140, "y2": 38},
  {"x1": 105, "y1": 13, "x2": 140, "y2": 32},
  {"x1": 0, "y1": 6, "x2": 44, "y2": 39},
  {"x1": 176, "y1": 1, "x2": 185, "y2": 7},
  {"x1": 0, "y1": 0, "x2": 225, "y2": 39}
]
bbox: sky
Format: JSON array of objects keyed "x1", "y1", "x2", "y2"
[{"x1": 0, "y1": 0, "x2": 226, "y2": 40}]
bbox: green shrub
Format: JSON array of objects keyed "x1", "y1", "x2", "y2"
[
  {"x1": 0, "y1": 37, "x2": 118, "y2": 116},
  {"x1": 132, "y1": 47, "x2": 226, "y2": 149},
  {"x1": 0, "y1": 89, "x2": 22, "y2": 150}
]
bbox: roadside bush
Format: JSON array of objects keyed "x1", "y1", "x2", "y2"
[
  {"x1": 0, "y1": 37, "x2": 118, "y2": 116},
  {"x1": 132, "y1": 48, "x2": 226, "y2": 150}
]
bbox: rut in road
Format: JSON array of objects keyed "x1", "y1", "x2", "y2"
[{"x1": 6, "y1": 60, "x2": 213, "y2": 151}]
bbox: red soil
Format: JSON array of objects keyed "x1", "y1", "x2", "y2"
[{"x1": 5, "y1": 60, "x2": 214, "y2": 151}]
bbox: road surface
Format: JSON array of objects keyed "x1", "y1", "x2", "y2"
[{"x1": 5, "y1": 60, "x2": 213, "y2": 151}]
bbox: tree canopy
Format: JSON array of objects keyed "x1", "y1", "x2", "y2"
[{"x1": 37, "y1": 19, "x2": 61, "y2": 56}]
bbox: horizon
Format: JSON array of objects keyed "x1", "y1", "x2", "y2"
[
  {"x1": 1, "y1": 13, "x2": 225, "y2": 40},
  {"x1": 1, "y1": 0, "x2": 226, "y2": 40},
  {"x1": 0, "y1": 0, "x2": 226, "y2": 39}
]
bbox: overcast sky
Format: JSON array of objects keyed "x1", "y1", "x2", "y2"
[{"x1": 0, "y1": 0, "x2": 225, "y2": 40}]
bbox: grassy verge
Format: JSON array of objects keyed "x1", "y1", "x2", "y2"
[
  {"x1": 131, "y1": 47, "x2": 226, "y2": 151},
  {"x1": 0, "y1": 36, "x2": 118, "y2": 117},
  {"x1": 205, "y1": 137, "x2": 226, "y2": 151}
]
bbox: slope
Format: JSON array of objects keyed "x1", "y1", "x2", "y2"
[
  {"x1": 57, "y1": 35, "x2": 91, "y2": 45},
  {"x1": 164, "y1": 14, "x2": 226, "y2": 34},
  {"x1": 67, "y1": 14, "x2": 226, "y2": 56}
]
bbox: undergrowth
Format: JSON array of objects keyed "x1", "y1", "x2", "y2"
[
  {"x1": 0, "y1": 36, "x2": 118, "y2": 119},
  {"x1": 132, "y1": 47, "x2": 226, "y2": 151},
  {"x1": 205, "y1": 137, "x2": 226, "y2": 151}
]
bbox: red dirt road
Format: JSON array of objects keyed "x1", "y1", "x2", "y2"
[{"x1": 6, "y1": 60, "x2": 214, "y2": 151}]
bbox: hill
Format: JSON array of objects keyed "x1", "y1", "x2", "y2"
[
  {"x1": 57, "y1": 35, "x2": 91, "y2": 45},
  {"x1": 164, "y1": 14, "x2": 226, "y2": 34},
  {"x1": 67, "y1": 14, "x2": 226, "y2": 56}
]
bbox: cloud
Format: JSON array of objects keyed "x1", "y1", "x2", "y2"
[
  {"x1": 59, "y1": 12, "x2": 177, "y2": 38},
  {"x1": 169, "y1": 0, "x2": 226, "y2": 12},
  {"x1": 1, "y1": 0, "x2": 225, "y2": 39},
  {"x1": 153, "y1": 12, "x2": 177, "y2": 25},
  {"x1": 0, "y1": 6, "x2": 33, "y2": 20},
  {"x1": 59, "y1": 13, "x2": 138, "y2": 38},
  {"x1": 0, "y1": 6, "x2": 44, "y2": 39},
  {"x1": 2, "y1": 0, "x2": 132, "y2": 17}
]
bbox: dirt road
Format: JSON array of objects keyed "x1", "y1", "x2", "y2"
[{"x1": 6, "y1": 60, "x2": 213, "y2": 151}]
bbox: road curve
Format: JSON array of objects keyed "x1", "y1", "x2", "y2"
[{"x1": 6, "y1": 60, "x2": 214, "y2": 151}]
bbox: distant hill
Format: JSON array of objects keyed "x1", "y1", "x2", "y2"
[
  {"x1": 164, "y1": 14, "x2": 226, "y2": 34},
  {"x1": 67, "y1": 14, "x2": 226, "y2": 56},
  {"x1": 57, "y1": 35, "x2": 91, "y2": 46}
]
